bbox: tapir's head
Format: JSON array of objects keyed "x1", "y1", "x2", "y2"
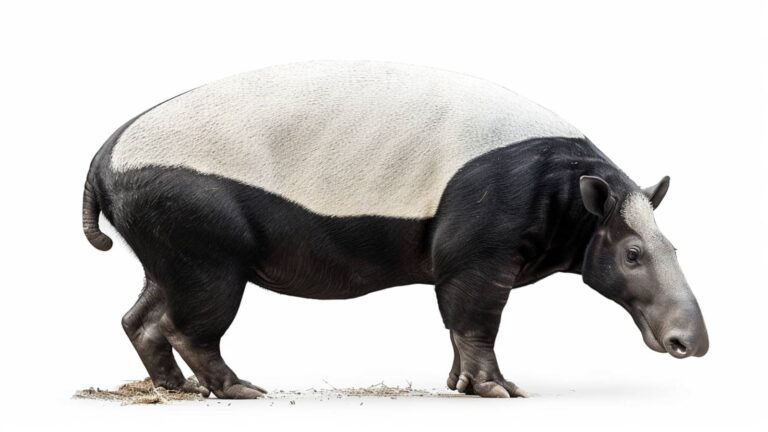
[{"x1": 579, "y1": 175, "x2": 708, "y2": 358}]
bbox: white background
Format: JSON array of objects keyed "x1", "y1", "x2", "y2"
[{"x1": 1, "y1": 1, "x2": 766, "y2": 430}]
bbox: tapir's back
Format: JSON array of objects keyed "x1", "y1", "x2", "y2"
[{"x1": 111, "y1": 61, "x2": 583, "y2": 218}]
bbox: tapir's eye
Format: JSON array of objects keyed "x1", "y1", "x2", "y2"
[{"x1": 626, "y1": 247, "x2": 641, "y2": 263}]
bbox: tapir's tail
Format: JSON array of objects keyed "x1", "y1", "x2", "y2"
[{"x1": 82, "y1": 177, "x2": 113, "y2": 251}]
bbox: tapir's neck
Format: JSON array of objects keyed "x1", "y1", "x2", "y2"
[{"x1": 514, "y1": 139, "x2": 636, "y2": 286}]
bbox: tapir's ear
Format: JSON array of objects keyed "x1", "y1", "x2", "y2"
[
  {"x1": 580, "y1": 175, "x2": 612, "y2": 217},
  {"x1": 643, "y1": 176, "x2": 670, "y2": 209}
]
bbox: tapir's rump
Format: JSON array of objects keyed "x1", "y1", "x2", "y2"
[{"x1": 110, "y1": 61, "x2": 583, "y2": 218}]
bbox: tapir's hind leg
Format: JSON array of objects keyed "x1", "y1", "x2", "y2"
[
  {"x1": 154, "y1": 261, "x2": 266, "y2": 399},
  {"x1": 122, "y1": 277, "x2": 209, "y2": 396}
]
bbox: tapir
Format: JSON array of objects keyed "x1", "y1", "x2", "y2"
[{"x1": 82, "y1": 61, "x2": 709, "y2": 399}]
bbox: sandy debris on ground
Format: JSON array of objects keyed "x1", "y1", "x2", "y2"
[
  {"x1": 74, "y1": 378, "x2": 452, "y2": 404},
  {"x1": 269, "y1": 380, "x2": 450, "y2": 400},
  {"x1": 73, "y1": 377, "x2": 204, "y2": 404}
]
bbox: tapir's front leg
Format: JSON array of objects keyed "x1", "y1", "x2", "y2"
[
  {"x1": 437, "y1": 266, "x2": 527, "y2": 398},
  {"x1": 449, "y1": 330, "x2": 526, "y2": 397}
]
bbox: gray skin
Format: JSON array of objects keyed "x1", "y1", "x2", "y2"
[{"x1": 579, "y1": 176, "x2": 709, "y2": 359}]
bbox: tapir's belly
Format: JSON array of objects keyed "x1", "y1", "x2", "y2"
[
  {"x1": 111, "y1": 61, "x2": 582, "y2": 218},
  {"x1": 245, "y1": 215, "x2": 434, "y2": 299}
]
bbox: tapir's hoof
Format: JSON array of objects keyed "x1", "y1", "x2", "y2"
[
  {"x1": 180, "y1": 378, "x2": 211, "y2": 397},
  {"x1": 158, "y1": 377, "x2": 211, "y2": 398},
  {"x1": 503, "y1": 382, "x2": 528, "y2": 398},
  {"x1": 215, "y1": 380, "x2": 267, "y2": 399},
  {"x1": 447, "y1": 372, "x2": 460, "y2": 390},
  {"x1": 453, "y1": 374, "x2": 527, "y2": 398}
]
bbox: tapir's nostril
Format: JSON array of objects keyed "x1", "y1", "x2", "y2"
[{"x1": 668, "y1": 337, "x2": 688, "y2": 356}]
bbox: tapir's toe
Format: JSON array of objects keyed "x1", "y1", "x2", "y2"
[
  {"x1": 157, "y1": 376, "x2": 211, "y2": 398},
  {"x1": 472, "y1": 381, "x2": 511, "y2": 398},
  {"x1": 501, "y1": 380, "x2": 528, "y2": 398},
  {"x1": 453, "y1": 374, "x2": 527, "y2": 398},
  {"x1": 447, "y1": 372, "x2": 459, "y2": 390},
  {"x1": 215, "y1": 380, "x2": 267, "y2": 399},
  {"x1": 179, "y1": 377, "x2": 211, "y2": 397}
]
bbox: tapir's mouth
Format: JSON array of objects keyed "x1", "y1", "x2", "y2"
[
  {"x1": 614, "y1": 299, "x2": 666, "y2": 353},
  {"x1": 629, "y1": 308, "x2": 666, "y2": 353}
]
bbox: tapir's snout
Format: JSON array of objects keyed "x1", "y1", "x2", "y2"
[
  {"x1": 637, "y1": 292, "x2": 709, "y2": 359},
  {"x1": 660, "y1": 303, "x2": 709, "y2": 358}
]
